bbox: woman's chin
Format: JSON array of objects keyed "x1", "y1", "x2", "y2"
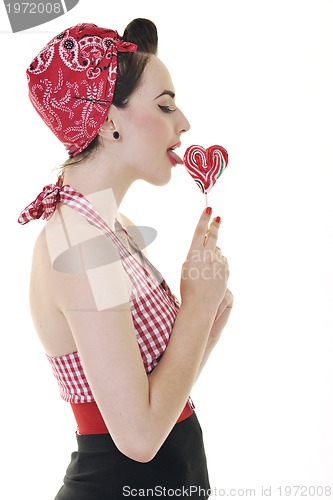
[{"x1": 145, "y1": 170, "x2": 172, "y2": 187}]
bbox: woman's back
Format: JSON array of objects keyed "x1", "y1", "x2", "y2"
[
  {"x1": 29, "y1": 206, "x2": 157, "y2": 359},
  {"x1": 30, "y1": 226, "x2": 79, "y2": 357}
]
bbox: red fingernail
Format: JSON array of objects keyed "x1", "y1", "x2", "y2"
[
  {"x1": 215, "y1": 216, "x2": 221, "y2": 223},
  {"x1": 206, "y1": 207, "x2": 212, "y2": 215}
]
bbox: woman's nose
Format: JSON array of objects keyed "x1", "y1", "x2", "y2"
[{"x1": 178, "y1": 109, "x2": 191, "y2": 134}]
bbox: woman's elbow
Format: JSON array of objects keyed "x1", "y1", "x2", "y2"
[{"x1": 114, "y1": 435, "x2": 161, "y2": 463}]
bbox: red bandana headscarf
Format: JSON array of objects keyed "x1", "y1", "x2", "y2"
[{"x1": 27, "y1": 23, "x2": 137, "y2": 157}]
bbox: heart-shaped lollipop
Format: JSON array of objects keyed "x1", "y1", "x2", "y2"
[{"x1": 183, "y1": 145, "x2": 228, "y2": 194}]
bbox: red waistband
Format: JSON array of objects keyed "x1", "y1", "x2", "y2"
[{"x1": 70, "y1": 399, "x2": 194, "y2": 435}]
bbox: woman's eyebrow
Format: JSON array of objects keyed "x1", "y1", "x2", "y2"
[{"x1": 154, "y1": 90, "x2": 175, "y2": 100}]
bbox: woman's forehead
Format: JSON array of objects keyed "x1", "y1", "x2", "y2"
[{"x1": 140, "y1": 55, "x2": 175, "y2": 96}]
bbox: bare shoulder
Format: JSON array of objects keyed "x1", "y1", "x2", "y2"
[
  {"x1": 29, "y1": 211, "x2": 133, "y2": 357},
  {"x1": 29, "y1": 227, "x2": 79, "y2": 356}
]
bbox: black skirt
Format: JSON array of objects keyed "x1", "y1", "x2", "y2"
[{"x1": 54, "y1": 412, "x2": 210, "y2": 499}]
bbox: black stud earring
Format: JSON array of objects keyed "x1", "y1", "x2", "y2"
[{"x1": 113, "y1": 131, "x2": 120, "y2": 139}]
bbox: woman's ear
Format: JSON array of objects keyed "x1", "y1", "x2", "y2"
[
  {"x1": 98, "y1": 106, "x2": 119, "y2": 140},
  {"x1": 99, "y1": 121, "x2": 117, "y2": 139}
]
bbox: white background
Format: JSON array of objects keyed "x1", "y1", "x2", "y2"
[{"x1": 1, "y1": 0, "x2": 332, "y2": 498}]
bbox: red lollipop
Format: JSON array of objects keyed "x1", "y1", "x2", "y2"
[{"x1": 183, "y1": 145, "x2": 228, "y2": 204}]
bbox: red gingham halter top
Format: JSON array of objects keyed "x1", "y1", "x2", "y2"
[{"x1": 19, "y1": 176, "x2": 182, "y2": 406}]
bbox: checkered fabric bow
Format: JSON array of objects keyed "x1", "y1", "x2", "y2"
[{"x1": 18, "y1": 176, "x2": 85, "y2": 224}]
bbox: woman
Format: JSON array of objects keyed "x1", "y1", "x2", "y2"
[{"x1": 18, "y1": 19, "x2": 233, "y2": 499}]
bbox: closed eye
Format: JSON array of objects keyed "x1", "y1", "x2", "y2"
[{"x1": 158, "y1": 105, "x2": 176, "y2": 114}]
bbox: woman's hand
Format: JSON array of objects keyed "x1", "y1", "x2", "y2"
[
  {"x1": 209, "y1": 288, "x2": 234, "y2": 341},
  {"x1": 195, "y1": 288, "x2": 234, "y2": 380},
  {"x1": 180, "y1": 207, "x2": 229, "y2": 318},
  {"x1": 180, "y1": 208, "x2": 233, "y2": 380}
]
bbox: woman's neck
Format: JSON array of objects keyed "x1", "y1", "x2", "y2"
[
  {"x1": 85, "y1": 188, "x2": 120, "y2": 230},
  {"x1": 61, "y1": 152, "x2": 135, "y2": 227}
]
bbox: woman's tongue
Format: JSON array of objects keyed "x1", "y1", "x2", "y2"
[{"x1": 167, "y1": 149, "x2": 183, "y2": 166}]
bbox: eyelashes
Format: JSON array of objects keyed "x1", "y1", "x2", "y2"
[{"x1": 158, "y1": 105, "x2": 176, "y2": 114}]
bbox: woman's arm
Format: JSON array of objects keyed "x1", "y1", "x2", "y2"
[
  {"x1": 56, "y1": 209, "x2": 229, "y2": 462},
  {"x1": 195, "y1": 289, "x2": 234, "y2": 380},
  {"x1": 118, "y1": 213, "x2": 234, "y2": 383}
]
